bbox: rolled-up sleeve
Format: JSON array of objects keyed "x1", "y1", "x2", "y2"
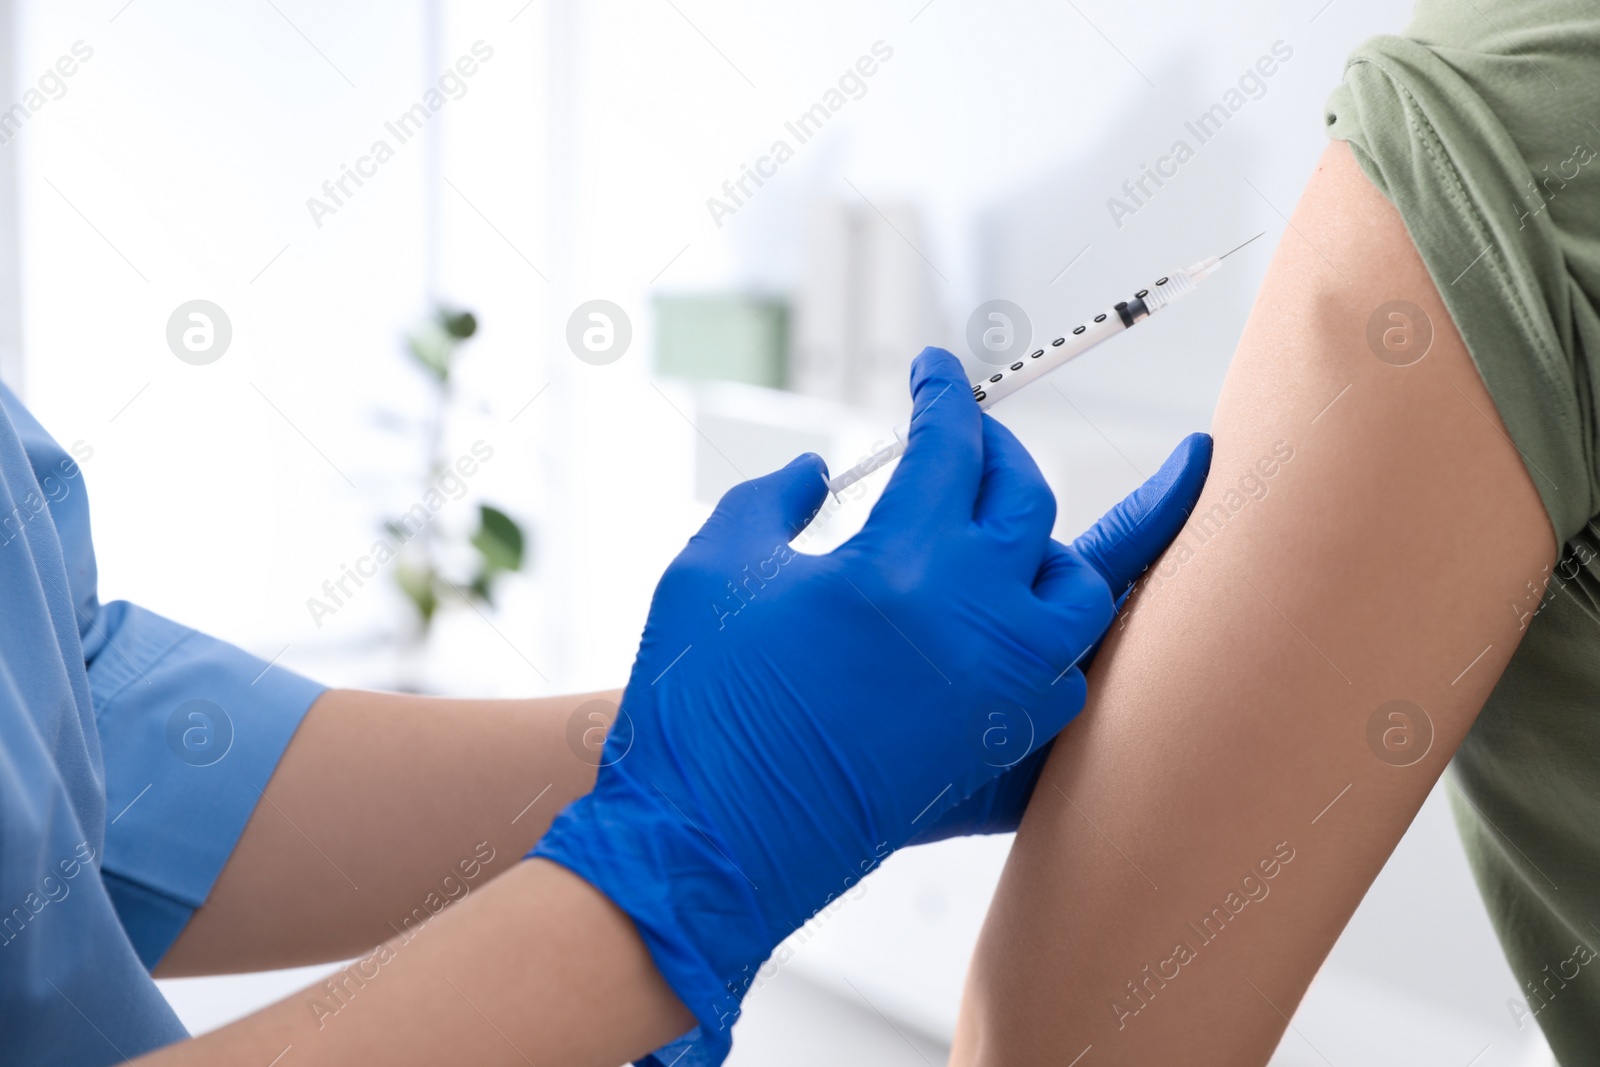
[
  {"x1": 1324, "y1": 0, "x2": 1600, "y2": 545},
  {"x1": 88, "y1": 600, "x2": 324, "y2": 968}
]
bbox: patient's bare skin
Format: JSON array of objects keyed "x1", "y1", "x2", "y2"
[{"x1": 950, "y1": 141, "x2": 1554, "y2": 1065}]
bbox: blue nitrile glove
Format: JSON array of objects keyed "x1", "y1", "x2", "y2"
[
  {"x1": 911, "y1": 430, "x2": 1212, "y2": 841},
  {"x1": 534, "y1": 348, "x2": 1141, "y2": 1066}
]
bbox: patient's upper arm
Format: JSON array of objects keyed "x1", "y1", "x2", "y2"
[{"x1": 950, "y1": 140, "x2": 1555, "y2": 1065}]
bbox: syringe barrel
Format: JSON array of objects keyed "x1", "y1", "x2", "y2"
[
  {"x1": 975, "y1": 312, "x2": 1124, "y2": 409},
  {"x1": 826, "y1": 252, "x2": 1223, "y2": 497},
  {"x1": 1141, "y1": 257, "x2": 1220, "y2": 315}
]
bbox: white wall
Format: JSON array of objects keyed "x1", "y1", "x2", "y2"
[{"x1": 0, "y1": 0, "x2": 22, "y2": 391}]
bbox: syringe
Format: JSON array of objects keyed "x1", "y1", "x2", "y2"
[{"x1": 825, "y1": 235, "x2": 1263, "y2": 497}]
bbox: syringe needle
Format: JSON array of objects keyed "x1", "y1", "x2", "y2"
[{"x1": 1219, "y1": 232, "x2": 1265, "y2": 260}]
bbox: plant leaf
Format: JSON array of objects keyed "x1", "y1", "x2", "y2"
[
  {"x1": 472, "y1": 504, "x2": 524, "y2": 574},
  {"x1": 396, "y1": 562, "x2": 439, "y2": 626},
  {"x1": 406, "y1": 329, "x2": 451, "y2": 382},
  {"x1": 440, "y1": 308, "x2": 478, "y2": 340}
]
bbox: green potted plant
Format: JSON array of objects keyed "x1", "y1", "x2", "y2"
[{"x1": 387, "y1": 307, "x2": 527, "y2": 687}]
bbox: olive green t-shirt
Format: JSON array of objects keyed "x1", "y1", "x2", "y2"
[{"x1": 1326, "y1": 2, "x2": 1600, "y2": 1059}]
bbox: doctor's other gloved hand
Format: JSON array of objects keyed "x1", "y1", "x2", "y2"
[
  {"x1": 912, "y1": 429, "x2": 1212, "y2": 842},
  {"x1": 531, "y1": 347, "x2": 1203, "y2": 1066}
]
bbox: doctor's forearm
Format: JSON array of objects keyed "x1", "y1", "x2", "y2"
[
  {"x1": 155, "y1": 688, "x2": 612, "y2": 976},
  {"x1": 140, "y1": 858, "x2": 694, "y2": 1066}
]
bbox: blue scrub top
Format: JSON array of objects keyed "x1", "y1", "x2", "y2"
[{"x1": 0, "y1": 382, "x2": 325, "y2": 1065}]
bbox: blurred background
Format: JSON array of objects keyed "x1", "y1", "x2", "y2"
[{"x1": 0, "y1": 0, "x2": 1557, "y2": 1063}]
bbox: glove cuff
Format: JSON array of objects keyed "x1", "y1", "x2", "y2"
[{"x1": 529, "y1": 776, "x2": 773, "y2": 1066}]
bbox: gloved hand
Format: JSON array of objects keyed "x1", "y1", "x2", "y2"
[
  {"x1": 532, "y1": 347, "x2": 1200, "y2": 1066},
  {"x1": 912, "y1": 430, "x2": 1212, "y2": 841}
]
